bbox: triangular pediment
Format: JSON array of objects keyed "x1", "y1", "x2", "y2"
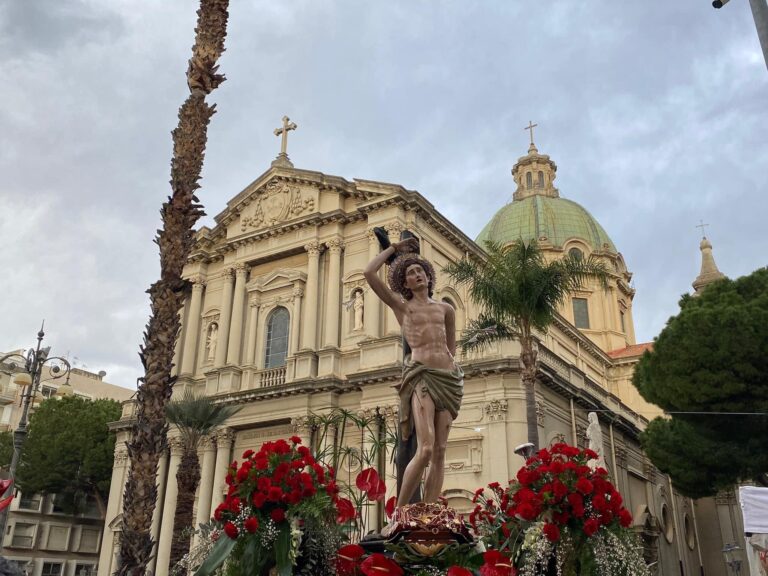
[{"x1": 253, "y1": 268, "x2": 307, "y2": 292}]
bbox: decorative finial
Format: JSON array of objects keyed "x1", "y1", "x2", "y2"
[
  {"x1": 524, "y1": 120, "x2": 538, "y2": 152},
  {"x1": 272, "y1": 116, "x2": 297, "y2": 167},
  {"x1": 695, "y1": 220, "x2": 710, "y2": 239},
  {"x1": 692, "y1": 226, "x2": 725, "y2": 295}
]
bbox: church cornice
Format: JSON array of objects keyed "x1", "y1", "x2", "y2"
[{"x1": 550, "y1": 315, "x2": 613, "y2": 366}]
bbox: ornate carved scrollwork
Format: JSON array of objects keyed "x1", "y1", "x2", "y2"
[{"x1": 484, "y1": 399, "x2": 508, "y2": 422}]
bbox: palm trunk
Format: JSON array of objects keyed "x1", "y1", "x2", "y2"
[
  {"x1": 117, "y1": 2, "x2": 229, "y2": 574},
  {"x1": 169, "y1": 448, "x2": 202, "y2": 570},
  {"x1": 520, "y1": 334, "x2": 540, "y2": 449}
]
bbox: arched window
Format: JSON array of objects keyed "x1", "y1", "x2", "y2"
[
  {"x1": 568, "y1": 247, "x2": 584, "y2": 261},
  {"x1": 538, "y1": 171, "x2": 544, "y2": 187},
  {"x1": 526, "y1": 172, "x2": 533, "y2": 188},
  {"x1": 441, "y1": 297, "x2": 456, "y2": 309},
  {"x1": 264, "y1": 307, "x2": 290, "y2": 368}
]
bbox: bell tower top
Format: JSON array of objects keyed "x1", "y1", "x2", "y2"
[{"x1": 512, "y1": 122, "x2": 559, "y2": 201}]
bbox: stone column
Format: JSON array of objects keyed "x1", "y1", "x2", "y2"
[
  {"x1": 214, "y1": 268, "x2": 235, "y2": 367},
  {"x1": 301, "y1": 242, "x2": 321, "y2": 350},
  {"x1": 323, "y1": 237, "x2": 344, "y2": 348},
  {"x1": 210, "y1": 429, "x2": 235, "y2": 513},
  {"x1": 365, "y1": 228, "x2": 382, "y2": 338},
  {"x1": 156, "y1": 438, "x2": 183, "y2": 575},
  {"x1": 290, "y1": 284, "x2": 304, "y2": 354},
  {"x1": 97, "y1": 448, "x2": 128, "y2": 576},
  {"x1": 244, "y1": 297, "x2": 260, "y2": 365},
  {"x1": 226, "y1": 263, "x2": 248, "y2": 365},
  {"x1": 181, "y1": 276, "x2": 205, "y2": 375},
  {"x1": 193, "y1": 435, "x2": 218, "y2": 547}
]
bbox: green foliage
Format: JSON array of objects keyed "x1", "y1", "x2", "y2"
[
  {"x1": 166, "y1": 389, "x2": 241, "y2": 452},
  {"x1": 634, "y1": 267, "x2": 768, "y2": 497},
  {"x1": 0, "y1": 431, "x2": 12, "y2": 469},
  {"x1": 16, "y1": 395, "x2": 122, "y2": 513},
  {"x1": 443, "y1": 239, "x2": 609, "y2": 352}
]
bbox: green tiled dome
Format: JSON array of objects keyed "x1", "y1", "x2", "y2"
[{"x1": 476, "y1": 195, "x2": 616, "y2": 252}]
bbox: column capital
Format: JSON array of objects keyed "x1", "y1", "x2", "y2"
[
  {"x1": 366, "y1": 227, "x2": 379, "y2": 242},
  {"x1": 234, "y1": 262, "x2": 249, "y2": 277},
  {"x1": 190, "y1": 275, "x2": 207, "y2": 289},
  {"x1": 385, "y1": 221, "x2": 403, "y2": 237},
  {"x1": 304, "y1": 241, "x2": 322, "y2": 257},
  {"x1": 221, "y1": 267, "x2": 236, "y2": 281},
  {"x1": 292, "y1": 286, "x2": 305, "y2": 299},
  {"x1": 248, "y1": 296, "x2": 261, "y2": 308},
  {"x1": 215, "y1": 428, "x2": 235, "y2": 448},
  {"x1": 203, "y1": 433, "x2": 219, "y2": 452},
  {"x1": 114, "y1": 449, "x2": 129, "y2": 465},
  {"x1": 327, "y1": 237, "x2": 344, "y2": 254},
  {"x1": 291, "y1": 415, "x2": 312, "y2": 434},
  {"x1": 380, "y1": 404, "x2": 398, "y2": 426},
  {"x1": 169, "y1": 437, "x2": 185, "y2": 456}
]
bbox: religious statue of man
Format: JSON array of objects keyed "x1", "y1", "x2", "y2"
[
  {"x1": 353, "y1": 290, "x2": 364, "y2": 331},
  {"x1": 586, "y1": 412, "x2": 606, "y2": 470},
  {"x1": 206, "y1": 323, "x2": 218, "y2": 362},
  {"x1": 364, "y1": 235, "x2": 464, "y2": 507}
]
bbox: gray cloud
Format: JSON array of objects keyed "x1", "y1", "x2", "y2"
[{"x1": 1, "y1": 0, "x2": 765, "y2": 388}]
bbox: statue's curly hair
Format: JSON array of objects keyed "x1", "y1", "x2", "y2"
[{"x1": 388, "y1": 253, "x2": 436, "y2": 300}]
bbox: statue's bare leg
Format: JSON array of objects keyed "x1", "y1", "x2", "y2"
[
  {"x1": 397, "y1": 390, "x2": 436, "y2": 507},
  {"x1": 423, "y1": 409, "x2": 452, "y2": 502}
]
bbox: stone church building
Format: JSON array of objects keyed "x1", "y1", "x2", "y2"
[{"x1": 99, "y1": 134, "x2": 743, "y2": 575}]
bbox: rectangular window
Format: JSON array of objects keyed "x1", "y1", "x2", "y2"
[
  {"x1": 18, "y1": 492, "x2": 42, "y2": 511},
  {"x1": 46, "y1": 525, "x2": 70, "y2": 551},
  {"x1": 41, "y1": 562, "x2": 63, "y2": 576},
  {"x1": 572, "y1": 298, "x2": 590, "y2": 329},
  {"x1": 41, "y1": 385, "x2": 56, "y2": 399},
  {"x1": 11, "y1": 522, "x2": 36, "y2": 548},
  {"x1": 620, "y1": 310, "x2": 626, "y2": 333},
  {"x1": 74, "y1": 565, "x2": 96, "y2": 576},
  {"x1": 78, "y1": 528, "x2": 101, "y2": 553}
]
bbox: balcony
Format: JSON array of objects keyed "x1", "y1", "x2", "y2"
[
  {"x1": 0, "y1": 386, "x2": 16, "y2": 405},
  {"x1": 258, "y1": 366, "x2": 286, "y2": 388}
]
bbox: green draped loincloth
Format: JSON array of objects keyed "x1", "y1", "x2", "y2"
[{"x1": 396, "y1": 360, "x2": 464, "y2": 440}]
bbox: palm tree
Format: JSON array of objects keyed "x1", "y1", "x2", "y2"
[
  {"x1": 117, "y1": 1, "x2": 230, "y2": 573},
  {"x1": 444, "y1": 239, "x2": 609, "y2": 449},
  {"x1": 166, "y1": 390, "x2": 241, "y2": 570}
]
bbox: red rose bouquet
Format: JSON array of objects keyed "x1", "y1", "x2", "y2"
[
  {"x1": 470, "y1": 443, "x2": 649, "y2": 576},
  {"x1": 195, "y1": 436, "x2": 348, "y2": 576}
]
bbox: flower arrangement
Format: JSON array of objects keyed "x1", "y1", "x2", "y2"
[
  {"x1": 469, "y1": 443, "x2": 650, "y2": 576},
  {"x1": 195, "y1": 436, "x2": 351, "y2": 576}
]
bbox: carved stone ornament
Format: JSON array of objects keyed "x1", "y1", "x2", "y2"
[
  {"x1": 484, "y1": 399, "x2": 508, "y2": 422},
  {"x1": 535, "y1": 401, "x2": 546, "y2": 427},
  {"x1": 575, "y1": 424, "x2": 587, "y2": 448},
  {"x1": 241, "y1": 179, "x2": 315, "y2": 231},
  {"x1": 615, "y1": 446, "x2": 628, "y2": 468},
  {"x1": 291, "y1": 415, "x2": 312, "y2": 434},
  {"x1": 715, "y1": 489, "x2": 737, "y2": 506}
]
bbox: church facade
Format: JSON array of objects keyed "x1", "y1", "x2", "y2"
[{"x1": 100, "y1": 136, "x2": 743, "y2": 576}]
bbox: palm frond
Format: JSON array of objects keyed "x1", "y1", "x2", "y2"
[
  {"x1": 166, "y1": 389, "x2": 241, "y2": 450},
  {"x1": 459, "y1": 315, "x2": 519, "y2": 353}
]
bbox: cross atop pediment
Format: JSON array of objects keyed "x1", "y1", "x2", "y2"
[{"x1": 272, "y1": 116, "x2": 297, "y2": 167}]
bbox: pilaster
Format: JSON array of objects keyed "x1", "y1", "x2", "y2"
[
  {"x1": 181, "y1": 276, "x2": 205, "y2": 375},
  {"x1": 156, "y1": 438, "x2": 183, "y2": 575},
  {"x1": 365, "y1": 228, "x2": 382, "y2": 339},
  {"x1": 214, "y1": 268, "x2": 235, "y2": 367},
  {"x1": 210, "y1": 429, "x2": 235, "y2": 513},
  {"x1": 301, "y1": 242, "x2": 321, "y2": 351},
  {"x1": 226, "y1": 263, "x2": 249, "y2": 365}
]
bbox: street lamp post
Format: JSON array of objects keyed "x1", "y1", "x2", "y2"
[
  {"x1": 0, "y1": 323, "x2": 72, "y2": 553},
  {"x1": 713, "y1": 0, "x2": 768, "y2": 72}
]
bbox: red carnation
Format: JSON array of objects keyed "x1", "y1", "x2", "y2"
[
  {"x1": 360, "y1": 553, "x2": 403, "y2": 576},
  {"x1": 270, "y1": 508, "x2": 286, "y2": 523},
  {"x1": 244, "y1": 516, "x2": 259, "y2": 533},
  {"x1": 290, "y1": 435, "x2": 302, "y2": 444},
  {"x1": 267, "y1": 486, "x2": 284, "y2": 502},
  {"x1": 543, "y1": 522, "x2": 561, "y2": 542},
  {"x1": 583, "y1": 517, "x2": 600, "y2": 536},
  {"x1": 619, "y1": 508, "x2": 633, "y2": 527},
  {"x1": 223, "y1": 521, "x2": 238, "y2": 539},
  {"x1": 252, "y1": 492, "x2": 266, "y2": 508},
  {"x1": 575, "y1": 477, "x2": 594, "y2": 495}
]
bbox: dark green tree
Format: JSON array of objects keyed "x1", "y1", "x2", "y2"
[
  {"x1": 15, "y1": 395, "x2": 122, "y2": 514},
  {"x1": 444, "y1": 239, "x2": 609, "y2": 448},
  {"x1": 0, "y1": 431, "x2": 12, "y2": 469},
  {"x1": 634, "y1": 267, "x2": 768, "y2": 498}
]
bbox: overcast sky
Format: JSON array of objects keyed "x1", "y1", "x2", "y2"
[{"x1": 1, "y1": 1, "x2": 765, "y2": 389}]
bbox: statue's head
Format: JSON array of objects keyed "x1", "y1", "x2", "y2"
[{"x1": 388, "y1": 253, "x2": 435, "y2": 300}]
